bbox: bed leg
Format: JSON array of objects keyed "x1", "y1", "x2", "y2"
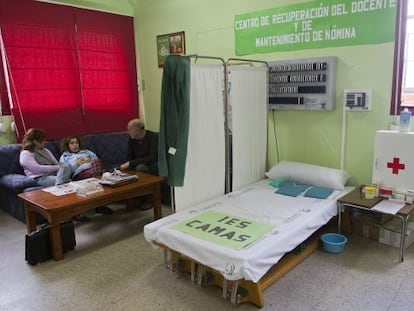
[
  {"x1": 230, "y1": 280, "x2": 239, "y2": 305},
  {"x1": 164, "y1": 249, "x2": 177, "y2": 271},
  {"x1": 191, "y1": 262, "x2": 196, "y2": 282},
  {"x1": 197, "y1": 264, "x2": 205, "y2": 286},
  {"x1": 222, "y1": 279, "x2": 228, "y2": 299},
  {"x1": 163, "y1": 249, "x2": 170, "y2": 269}
]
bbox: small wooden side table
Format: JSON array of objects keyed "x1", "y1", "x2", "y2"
[{"x1": 337, "y1": 187, "x2": 414, "y2": 262}]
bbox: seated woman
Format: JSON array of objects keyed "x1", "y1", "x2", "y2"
[
  {"x1": 20, "y1": 128, "x2": 71, "y2": 187},
  {"x1": 60, "y1": 135, "x2": 114, "y2": 218}
]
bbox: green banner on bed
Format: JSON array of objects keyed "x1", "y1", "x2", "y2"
[{"x1": 170, "y1": 211, "x2": 274, "y2": 250}]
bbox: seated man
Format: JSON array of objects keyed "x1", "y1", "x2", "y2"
[
  {"x1": 120, "y1": 118, "x2": 158, "y2": 175},
  {"x1": 120, "y1": 119, "x2": 159, "y2": 210}
]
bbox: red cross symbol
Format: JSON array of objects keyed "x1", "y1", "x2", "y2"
[{"x1": 387, "y1": 157, "x2": 405, "y2": 175}]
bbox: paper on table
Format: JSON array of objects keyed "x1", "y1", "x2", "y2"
[
  {"x1": 42, "y1": 183, "x2": 77, "y2": 196},
  {"x1": 371, "y1": 199, "x2": 405, "y2": 214},
  {"x1": 42, "y1": 178, "x2": 100, "y2": 196}
]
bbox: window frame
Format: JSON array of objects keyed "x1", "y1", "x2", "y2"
[{"x1": 391, "y1": 0, "x2": 413, "y2": 114}]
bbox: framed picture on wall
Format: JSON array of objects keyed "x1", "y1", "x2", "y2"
[{"x1": 157, "y1": 31, "x2": 185, "y2": 68}]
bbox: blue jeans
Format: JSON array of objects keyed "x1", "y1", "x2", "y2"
[{"x1": 35, "y1": 164, "x2": 72, "y2": 187}]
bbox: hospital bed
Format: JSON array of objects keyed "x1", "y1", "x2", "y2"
[{"x1": 144, "y1": 161, "x2": 351, "y2": 307}]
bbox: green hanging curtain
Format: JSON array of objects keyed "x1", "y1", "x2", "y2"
[{"x1": 158, "y1": 55, "x2": 191, "y2": 186}]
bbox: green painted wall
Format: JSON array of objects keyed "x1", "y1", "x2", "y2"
[
  {"x1": 1, "y1": 0, "x2": 397, "y2": 186},
  {"x1": 133, "y1": 0, "x2": 395, "y2": 186},
  {"x1": 0, "y1": 117, "x2": 16, "y2": 145}
]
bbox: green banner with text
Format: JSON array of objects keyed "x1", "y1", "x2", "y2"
[
  {"x1": 235, "y1": 0, "x2": 397, "y2": 55},
  {"x1": 170, "y1": 211, "x2": 274, "y2": 250}
]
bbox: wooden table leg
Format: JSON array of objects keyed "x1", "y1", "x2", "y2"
[
  {"x1": 49, "y1": 220, "x2": 63, "y2": 261},
  {"x1": 153, "y1": 183, "x2": 162, "y2": 220},
  {"x1": 24, "y1": 202, "x2": 37, "y2": 233}
]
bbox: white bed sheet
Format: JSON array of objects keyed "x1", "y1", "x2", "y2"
[{"x1": 144, "y1": 179, "x2": 352, "y2": 283}]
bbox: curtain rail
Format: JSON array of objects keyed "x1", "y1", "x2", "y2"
[
  {"x1": 186, "y1": 54, "x2": 226, "y2": 65},
  {"x1": 227, "y1": 58, "x2": 268, "y2": 67}
]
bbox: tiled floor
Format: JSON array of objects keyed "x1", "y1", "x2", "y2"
[{"x1": 1, "y1": 205, "x2": 414, "y2": 311}]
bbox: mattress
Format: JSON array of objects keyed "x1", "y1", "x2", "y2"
[{"x1": 144, "y1": 179, "x2": 351, "y2": 283}]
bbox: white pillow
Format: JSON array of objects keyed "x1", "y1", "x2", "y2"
[{"x1": 265, "y1": 161, "x2": 350, "y2": 190}]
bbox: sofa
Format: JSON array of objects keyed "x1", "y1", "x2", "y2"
[{"x1": 0, "y1": 132, "x2": 133, "y2": 223}]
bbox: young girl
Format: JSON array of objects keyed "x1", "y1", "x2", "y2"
[
  {"x1": 60, "y1": 135, "x2": 102, "y2": 180},
  {"x1": 20, "y1": 128, "x2": 71, "y2": 187},
  {"x1": 60, "y1": 135, "x2": 113, "y2": 217}
]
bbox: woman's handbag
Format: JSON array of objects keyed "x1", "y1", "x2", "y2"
[{"x1": 25, "y1": 221, "x2": 76, "y2": 265}]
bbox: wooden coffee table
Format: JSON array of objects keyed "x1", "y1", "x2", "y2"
[{"x1": 19, "y1": 172, "x2": 164, "y2": 261}]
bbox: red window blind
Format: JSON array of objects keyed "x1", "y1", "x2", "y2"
[
  {"x1": 75, "y1": 9, "x2": 138, "y2": 133},
  {"x1": 0, "y1": 0, "x2": 138, "y2": 140}
]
